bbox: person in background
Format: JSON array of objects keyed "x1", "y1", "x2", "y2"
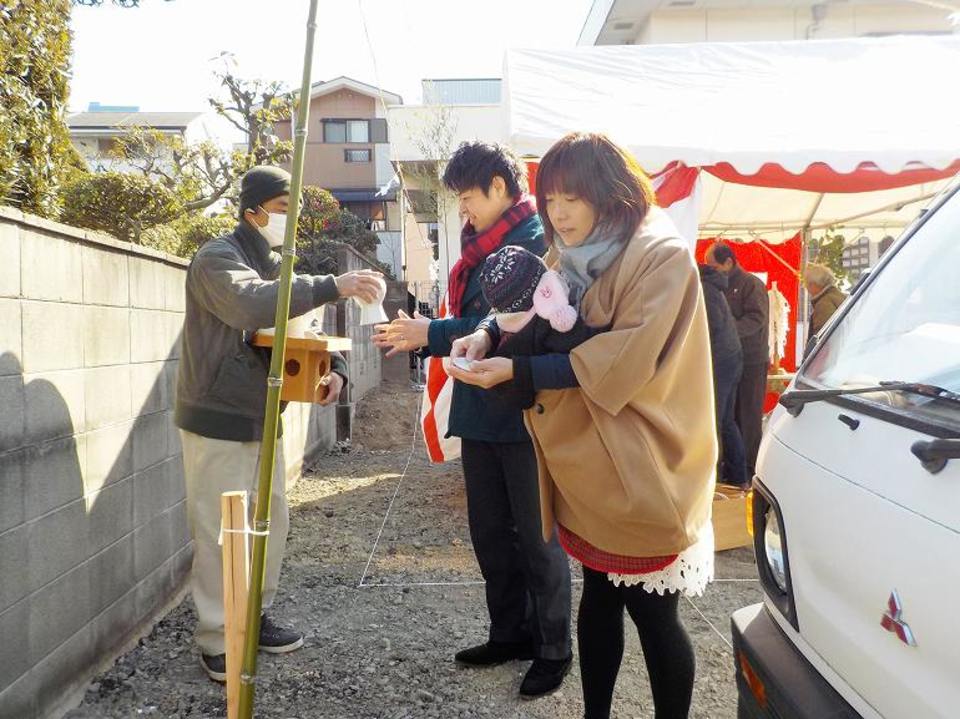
[
  {"x1": 804, "y1": 263, "x2": 847, "y2": 336},
  {"x1": 372, "y1": 142, "x2": 573, "y2": 699},
  {"x1": 699, "y1": 264, "x2": 748, "y2": 489},
  {"x1": 175, "y1": 166, "x2": 383, "y2": 681},
  {"x1": 449, "y1": 133, "x2": 717, "y2": 719},
  {"x1": 705, "y1": 242, "x2": 769, "y2": 477}
]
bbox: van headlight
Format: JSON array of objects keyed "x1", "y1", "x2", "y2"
[
  {"x1": 763, "y1": 508, "x2": 787, "y2": 593},
  {"x1": 751, "y1": 480, "x2": 799, "y2": 630}
]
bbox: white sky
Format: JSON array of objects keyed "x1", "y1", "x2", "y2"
[{"x1": 69, "y1": 0, "x2": 593, "y2": 112}]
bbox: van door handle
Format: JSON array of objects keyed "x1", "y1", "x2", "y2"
[{"x1": 910, "y1": 439, "x2": 960, "y2": 474}]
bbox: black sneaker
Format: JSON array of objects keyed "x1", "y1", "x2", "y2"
[
  {"x1": 519, "y1": 655, "x2": 572, "y2": 699},
  {"x1": 455, "y1": 640, "x2": 534, "y2": 667},
  {"x1": 258, "y1": 614, "x2": 304, "y2": 654},
  {"x1": 200, "y1": 653, "x2": 227, "y2": 683}
]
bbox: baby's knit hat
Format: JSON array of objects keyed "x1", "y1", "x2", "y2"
[{"x1": 480, "y1": 245, "x2": 548, "y2": 313}]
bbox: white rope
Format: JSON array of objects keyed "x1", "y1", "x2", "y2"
[
  {"x1": 356, "y1": 398, "x2": 421, "y2": 588},
  {"x1": 360, "y1": 580, "x2": 488, "y2": 588},
  {"x1": 713, "y1": 578, "x2": 759, "y2": 583},
  {"x1": 684, "y1": 595, "x2": 733, "y2": 652},
  {"x1": 358, "y1": 577, "x2": 756, "y2": 591},
  {"x1": 217, "y1": 524, "x2": 269, "y2": 546}
]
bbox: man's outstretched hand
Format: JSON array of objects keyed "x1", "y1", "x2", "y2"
[
  {"x1": 335, "y1": 270, "x2": 383, "y2": 304},
  {"x1": 372, "y1": 310, "x2": 431, "y2": 357}
]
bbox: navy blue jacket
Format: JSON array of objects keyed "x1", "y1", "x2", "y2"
[{"x1": 426, "y1": 214, "x2": 545, "y2": 443}]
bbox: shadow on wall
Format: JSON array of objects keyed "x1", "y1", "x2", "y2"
[{"x1": 0, "y1": 344, "x2": 190, "y2": 719}]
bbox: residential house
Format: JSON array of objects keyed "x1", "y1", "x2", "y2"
[
  {"x1": 67, "y1": 105, "x2": 221, "y2": 175},
  {"x1": 274, "y1": 77, "x2": 407, "y2": 279}
]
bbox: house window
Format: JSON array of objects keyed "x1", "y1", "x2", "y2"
[
  {"x1": 322, "y1": 118, "x2": 388, "y2": 143},
  {"x1": 323, "y1": 120, "x2": 347, "y2": 143},
  {"x1": 344, "y1": 149, "x2": 371, "y2": 163},
  {"x1": 347, "y1": 120, "x2": 369, "y2": 143}
]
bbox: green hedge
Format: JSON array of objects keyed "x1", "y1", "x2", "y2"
[
  {"x1": 142, "y1": 213, "x2": 236, "y2": 258},
  {"x1": 61, "y1": 172, "x2": 183, "y2": 243}
]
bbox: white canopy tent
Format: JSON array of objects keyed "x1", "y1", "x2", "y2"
[{"x1": 504, "y1": 35, "x2": 960, "y2": 241}]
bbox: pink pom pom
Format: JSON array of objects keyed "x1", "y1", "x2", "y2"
[{"x1": 550, "y1": 305, "x2": 577, "y2": 333}]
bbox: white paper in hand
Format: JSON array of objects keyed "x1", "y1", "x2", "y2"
[{"x1": 353, "y1": 277, "x2": 388, "y2": 326}]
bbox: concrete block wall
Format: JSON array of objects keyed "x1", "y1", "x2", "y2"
[
  {"x1": 0, "y1": 208, "x2": 364, "y2": 718},
  {"x1": 0, "y1": 208, "x2": 191, "y2": 719}
]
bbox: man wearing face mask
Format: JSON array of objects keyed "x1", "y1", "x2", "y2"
[{"x1": 175, "y1": 166, "x2": 382, "y2": 681}]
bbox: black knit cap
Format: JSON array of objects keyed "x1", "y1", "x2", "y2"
[
  {"x1": 239, "y1": 166, "x2": 291, "y2": 214},
  {"x1": 480, "y1": 245, "x2": 547, "y2": 314}
]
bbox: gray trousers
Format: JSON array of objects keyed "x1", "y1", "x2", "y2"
[
  {"x1": 461, "y1": 439, "x2": 572, "y2": 661},
  {"x1": 180, "y1": 430, "x2": 289, "y2": 656}
]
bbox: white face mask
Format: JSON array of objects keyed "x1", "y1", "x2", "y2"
[{"x1": 257, "y1": 209, "x2": 288, "y2": 249}]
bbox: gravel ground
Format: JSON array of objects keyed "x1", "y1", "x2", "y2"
[{"x1": 66, "y1": 381, "x2": 762, "y2": 719}]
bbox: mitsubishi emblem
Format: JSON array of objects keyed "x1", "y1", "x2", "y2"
[{"x1": 881, "y1": 589, "x2": 917, "y2": 647}]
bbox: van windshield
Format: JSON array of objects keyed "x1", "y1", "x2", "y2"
[{"x1": 801, "y1": 187, "x2": 960, "y2": 429}]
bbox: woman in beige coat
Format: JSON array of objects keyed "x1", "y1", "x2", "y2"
[{"x1": 449, "y1": 133, "x2": 717, "y2": 719}]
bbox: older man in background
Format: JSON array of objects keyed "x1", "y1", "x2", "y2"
[{"x1": 804, "y1": 263, "x2": 847, "y2": 337}]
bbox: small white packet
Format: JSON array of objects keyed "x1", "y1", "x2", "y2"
[{"x1": 353, "y1": 277, "x2": 388, "y2": 326}]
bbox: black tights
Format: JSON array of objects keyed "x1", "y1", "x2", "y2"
[{"x1": 578, "y1": 566, "x2": 695, "y2": 719}]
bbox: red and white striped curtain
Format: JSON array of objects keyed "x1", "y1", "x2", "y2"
[{"x1": 420, "y1": 300, "x2": 462, "y2": 463}]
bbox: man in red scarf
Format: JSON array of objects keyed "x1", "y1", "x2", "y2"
[{"x1": 374, "y1": 142, "x2": 573, "y2": 698}]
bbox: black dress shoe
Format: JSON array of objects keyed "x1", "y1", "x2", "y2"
[
  {"x1": 519, "y1": 655, "x2": 573, "y2": 698},
  {"x1": 454, "y1": 640, "x2": 535, "y2": 666},
  {"x1": 200, "y1": 653, "x2": 227, "y2": 683}
]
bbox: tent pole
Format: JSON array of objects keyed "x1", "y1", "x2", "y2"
[
  {"x1": 237, "y1": 1, "x2": 320, "y2": 717},
  {"x1": 807, "y1": 190, "x2": 939, "y2": 231}
]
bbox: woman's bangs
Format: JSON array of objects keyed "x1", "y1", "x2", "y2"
[{"x1": 538, "y1": 147, "x2": 592, "y2": 201}]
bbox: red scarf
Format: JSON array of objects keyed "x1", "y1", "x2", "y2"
[{"x1": 448, "y1": 197, "x2": 537, "y2": 317}]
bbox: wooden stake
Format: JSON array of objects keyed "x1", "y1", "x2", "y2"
[{"x1": 221, "y1": 491, "x2": 250, "y2": 719}]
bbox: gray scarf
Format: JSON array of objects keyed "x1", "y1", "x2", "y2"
[{"x1": 556, "y1": 221, "x2": 631, "y2": 307}]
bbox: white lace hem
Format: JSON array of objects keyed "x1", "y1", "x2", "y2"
[{"x1": 607, "y1": 521, "x2": 715, "y2": 597}]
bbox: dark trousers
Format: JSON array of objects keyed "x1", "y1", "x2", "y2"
[
  {"x1": 461, "y1": 438, "x2": 572, "y2": 660},
  {"x1": 714, "y1": 354, "x2": 747, "y2": 488},
  {"x1": 578, "y1": 567, "x2": 695, "y2": 719},
  {"x1": 735, "y1": 361, "x2": 768, "y2": 476}
]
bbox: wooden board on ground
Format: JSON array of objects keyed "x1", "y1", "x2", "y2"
[{"x1": 713, "y1": 484, "x2": 752, "y2": 552}]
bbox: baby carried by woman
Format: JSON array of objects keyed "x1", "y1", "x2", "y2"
[{"x1": 464, "y1": 244, "x2": 607, "y2": 410}]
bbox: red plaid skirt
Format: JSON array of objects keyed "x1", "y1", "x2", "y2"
[{"x1": 557, "y1": 524, "x2": 678, "y2": 575}]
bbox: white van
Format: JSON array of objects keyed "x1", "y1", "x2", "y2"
[{"x1": 731, "y1": 178, "x2": 960, "y2": 719}]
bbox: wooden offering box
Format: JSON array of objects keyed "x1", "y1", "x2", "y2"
[
  {"x1": 252, "y1": 333, "x2": 352, "y2": 404},
  {"x1": 713, "y1": 483, "x2": 753, "y2": 552}
]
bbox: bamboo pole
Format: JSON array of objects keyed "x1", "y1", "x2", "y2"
[
  {"x1": 221, "y1": 491, "x2": 249, "y2": 719},
  {"x1": 237, "y1": 1, "x2": 320, "y2": 716}
]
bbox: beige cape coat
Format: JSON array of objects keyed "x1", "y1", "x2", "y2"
[{"x1": 527, "y1": 207, "x2": 717, "y2": 556}]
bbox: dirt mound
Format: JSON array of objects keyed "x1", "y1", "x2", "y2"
[{"x1": 351, "y1": 380, "x2": 420, "y2": 451}]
